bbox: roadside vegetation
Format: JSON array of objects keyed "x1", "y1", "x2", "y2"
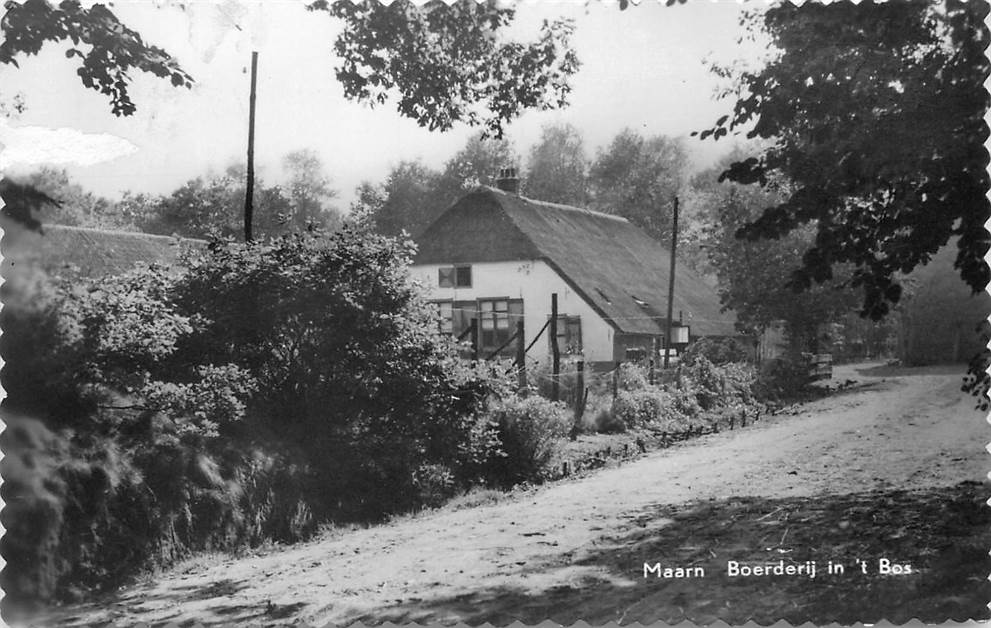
[{"x1": 1, "y1": 220, "x2": 821, "y2": 614}]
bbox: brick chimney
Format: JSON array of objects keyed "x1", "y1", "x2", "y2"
[{"x1": 495, "y1": 167, "x2": 520, "y2": 195}]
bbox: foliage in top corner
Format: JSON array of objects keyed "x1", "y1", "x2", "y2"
[
  {"x1": 311, "y1": 0, "x2": 581, "y2": 138},
  {"x1": 698, "y1": 0, "x2": 989, "y2": 322}
]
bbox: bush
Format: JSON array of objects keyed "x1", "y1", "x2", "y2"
[
  {"x1": 617, "y1": 362, "x2": 650, "y2": 391},
  {"x1": 676, "y1": 357, "x2": 757, "y2": 411},
  {"x1": 483, "y1": 396, "x2": 571, "y2": 487},
  {"x1": 581, "y1": 393, "x2": 624, "y2": 434},
  {"x1": 612, "y1": 388, "x2": 683, "y2": 429},
  {"x1": 755, "y1": 356, "x2": 811, "y2": 400},
  {"x1": 526, "y1": 361, "x2": 583, "y2": 406},
  {"x1": 412, "y1": 464, "x2": 458, "y2": 509},
  {"x1": 679, "y1": 357, "x2": 725, "y2": 410},
  {"x1": 1, "y1": 223, "x2": 511, "y2": 606},
  {"x1": 720, "y1": 362, "x2": 758, "y2": 404},
  {"x1": 669, "y1": 386, "x2": 703, "y2": 418},
  {"x1": 172, "y1": 228, "x2": 508, "y2": 515},
  {"x1": 681, "y1": 337, "x2": 752, "y2": 366}
]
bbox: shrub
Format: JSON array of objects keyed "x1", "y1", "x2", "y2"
[
  {"x1": 171, "y1": 228, "x2": 508, "y2": 514},
  {"x1": 612, "y1": 388, "x2": 683, "y2": 428},
  {"x1": 412, "y1": 463, "x2": 458, "y2": 509},
  {"x1": 592, "y1": 407, "x2": 626, "y2": 433},
  {"x1": 669, "y1": 386, "x2": 703, "y2": 418},
  {"x1": 755, "y1": 356, "x2": 811, "y2": 400},
  {"x1": 681, "y1": 337, "x2": 752, "y2": 366},
  {"x1": 581, "y1": 393, "x2": 623, "y2": 434},
  {"x1": 679, "y1": 357, "x2": 725, "y2": 410},
  {"x1": 526, "y1": 361, "x2": 583, "y2": 406},
  {"x1": 1, "y1": 223, "x2": 511, "y2": 606},
  {"x1": 720, "y1": 362, "x2": 757, "y2": 404},
  {"x1": 483, "y1": 396, "x2": 571, "y2": 487},
  {"x1": 677, "y1": 357, "x2": 757, "y2": 411},
  {"x1": 617, "y1": 362, "x2": 650, "y2": 391}
]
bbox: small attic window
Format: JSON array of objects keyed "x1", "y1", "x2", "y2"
[
  {"x1": 439, "y1": 265, "x2": 472, "y2": 288},
  {"x1": 631, "y1": 295, "x2": 649, "y2": 307},
  {"x1": 595, "y1": 288, "x2": 612, "y2": 305}
]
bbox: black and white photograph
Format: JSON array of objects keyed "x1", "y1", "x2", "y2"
[{"x1": 0, "y1": 0, "x2": 988, "y2": 625}]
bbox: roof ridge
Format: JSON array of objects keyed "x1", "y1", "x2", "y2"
[
  {"x1": 480, "y1": 185, "x2": 629, "y2": 223},
  {"x1": 45, "y1": 223, "x2": 206, "y2": 244}
]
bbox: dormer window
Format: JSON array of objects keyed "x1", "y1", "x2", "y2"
[{"x1": 439, "y1": 264, "x2": 472, "y2": 288}]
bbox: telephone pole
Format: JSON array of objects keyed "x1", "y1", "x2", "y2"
[
  {"x1": 663, "y1": 196, "x2": 679, "y2": 368},
  {"x1": 244, "y1": 51, "x2": 258, "y2": 242}
]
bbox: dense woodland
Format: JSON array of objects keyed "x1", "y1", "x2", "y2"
[{"x1": 0, "y1": 0, "x2": 986, "y2": 617}]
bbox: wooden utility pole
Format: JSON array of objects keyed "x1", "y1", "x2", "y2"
[
  {"x1": 550, "y1": 293, "x2": 560, "y2": 402},
  {"x1": 469, "y1": 318, "x2": 479, "y2": 361},
  {"x1": 664, "y1": 196, "x2": 679, "y2": 368},
  {"x1": 515, "y1": 320, "x2": 527, "y2": 393},
  {"x1": 244, "y1": 51, "x2": 259, "y2": 242}
]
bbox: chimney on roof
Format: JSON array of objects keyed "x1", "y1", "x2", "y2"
[{"x1": 495, "y1": 167, "x2": 520, "y2": 195}]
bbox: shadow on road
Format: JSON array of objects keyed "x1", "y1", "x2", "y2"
[
  {"x1": 347, "y1": 482, "x2": 990, "y2": 626},
  {"x1": 853, "y1": 363, "x2": 966, "y2": 378}
]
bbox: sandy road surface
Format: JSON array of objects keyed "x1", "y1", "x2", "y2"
[{"x1": 44, "y1": 363, "x2": 987, "y2": 626}]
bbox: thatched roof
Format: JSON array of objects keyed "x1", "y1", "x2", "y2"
[
  {"x1": 413, "y1": 186, "x2": 737, "y2": 337},
  {"x1": 2, "y1": 222, "x2": 206, "y2": 279}
]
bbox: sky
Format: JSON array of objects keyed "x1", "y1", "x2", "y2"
[{"x1": 0, "y1": 0, "x2": 769, "y2": 209}]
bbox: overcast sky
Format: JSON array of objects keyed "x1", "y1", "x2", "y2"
[{"x1": 0, "y1": 0, "x2": 769, "y2": 208}]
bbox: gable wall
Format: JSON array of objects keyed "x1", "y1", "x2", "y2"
[{"x1": 411, "y1": 259, "x2": 616, "y2": 365}]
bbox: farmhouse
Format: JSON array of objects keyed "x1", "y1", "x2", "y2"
[{"x1": 410, "y1": 172, "x2": 738, "y2": 368}]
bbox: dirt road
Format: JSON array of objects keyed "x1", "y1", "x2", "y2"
[{"x1": 45, "y1": 363, "x2": 988, "y2": 626}]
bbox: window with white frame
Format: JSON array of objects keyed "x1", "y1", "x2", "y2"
[
  {"x1": 435, "y1": 301, "x2": 454, "y2": 335},
  {"x1": 476, "y1": 298, "x2": 523, "y2": 356}
]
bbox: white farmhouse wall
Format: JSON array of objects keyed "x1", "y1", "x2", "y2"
[{"x1": 410, "y1": 260, "x2": 616, "y2": 364}]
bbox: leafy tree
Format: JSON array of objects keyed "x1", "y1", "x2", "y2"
[
  {"x1": 355, "y1": 160, "x2": 444, "y2": 238},
  {"x1": 436, "y1": 132, "x2": 520, "y2": 197},
  {"x1": 3, "y1": 1, "x2": 580, "y2": 239},
  {"x1": 524, "y1": 122, "x2": 589, "y2": 206},
  {"x1": 0, "y1": 0, "x2": 194, "y2": 117},
  {"x1": 281, "y1": 149, "x2": 342, "y2": 232},
  {"x1": 136, "y1": 160, "x2": 339, "y2": 240},
  {"x1": 693, "y1": 167, "x2": 859, "y2": 353},
  {"x1": 313, "y1": 0, "x2": 580, "y2": 138},
  {"x1": 4, "y1": 0, "x2": 579, "y2": 135},
  {"x1": 356, "y1": 133, "x2": 518, "y2": 237},
  {"x1": 700, "y1": 0, "x2": 989, "y2": 321},
  {"x1": 588, "y1": 128, "x2": 688, "y2": 241},
  {"x1": 136, "y1": 166, "x2": 249, "y2": 239}
]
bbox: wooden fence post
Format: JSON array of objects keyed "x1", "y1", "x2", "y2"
[
  {"x1": 515, "y1": 320, "x2": 526, "y2": 395},
  {"x1": 649, "y1": 337, "x2": 657, "y2": 384},
  {"x1": 613, "y1": 360, "x2": 621, "y2": 399},
  {"x1": 469, "y1": 318, "x2": 479, "y2": 361},
  {"x1": 571, "y1": 360, "x2": 585, "y2": 439},
  {"x1": 550, "y1": 293, "x2": 560, "y2": 402}
]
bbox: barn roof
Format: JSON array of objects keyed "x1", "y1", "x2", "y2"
[
  {"x1": 2, "y1": 222, "x2": 206, "y2": 279},
  {"x1": 413, "y1": 186, "x2": 737, "y2": 337}
]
